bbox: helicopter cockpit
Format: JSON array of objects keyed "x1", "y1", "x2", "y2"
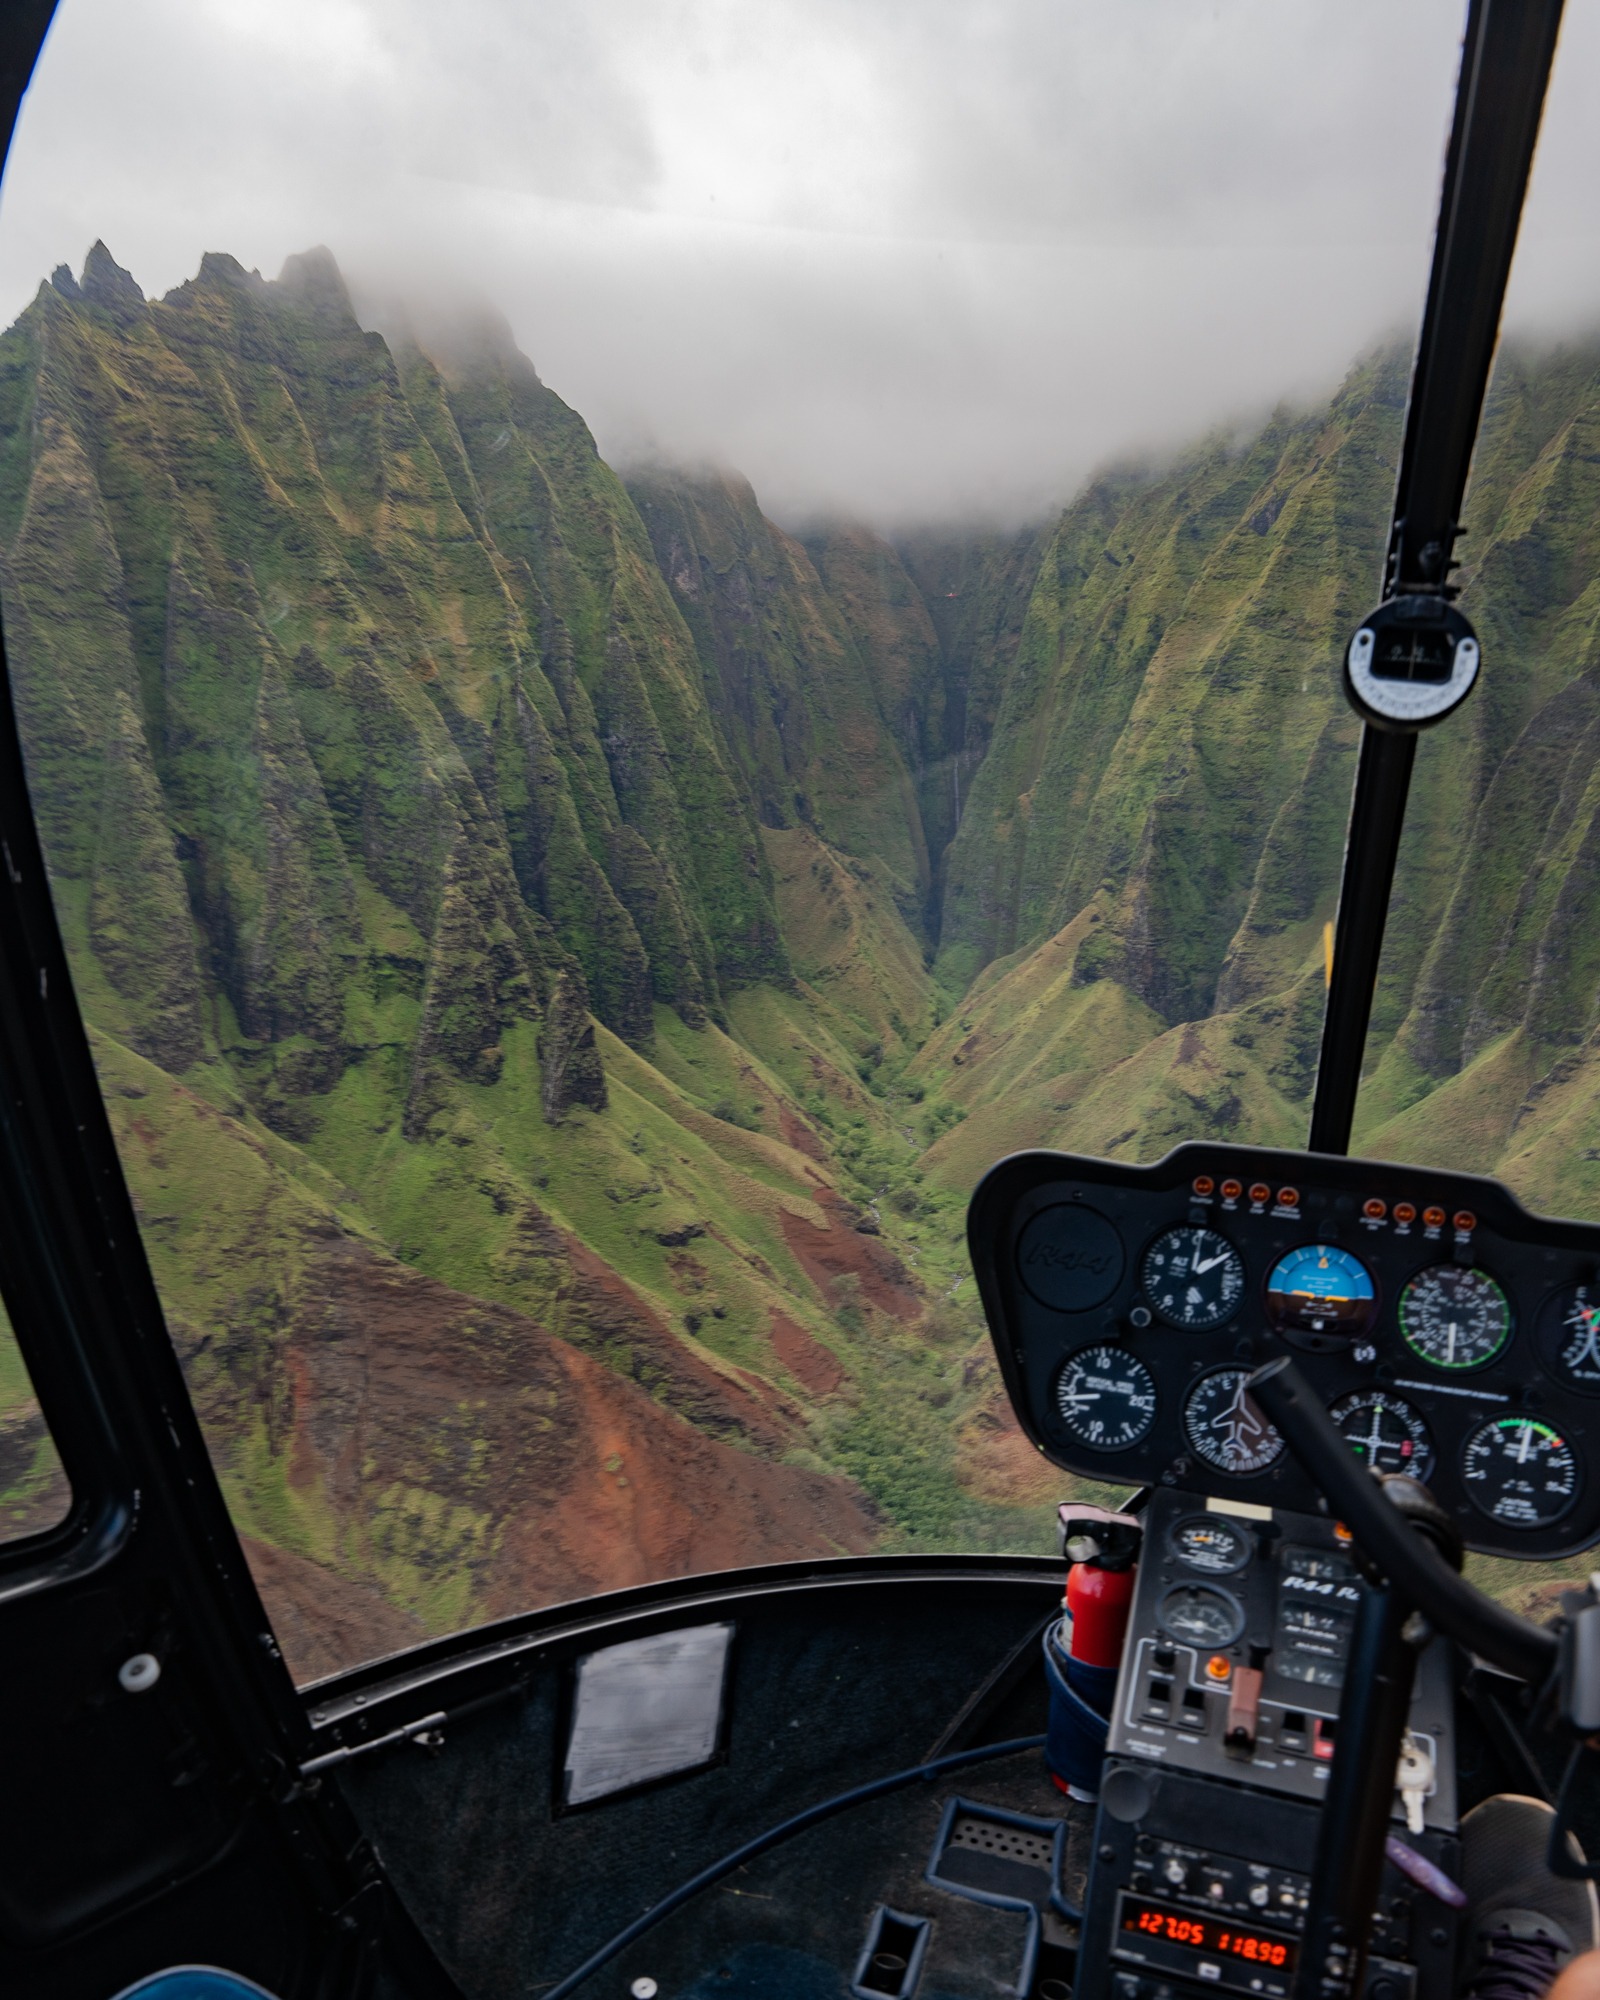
[{"x1": 1, "y1": 3, "x2": 1599, "y2": 1999}]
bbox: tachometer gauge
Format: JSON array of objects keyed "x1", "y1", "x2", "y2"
[
  {"x1": 1183, "y1": 1368, "x2": 1284, "y2": 1476},
  {"x1": 1142, "y1": 1227, "x2": 1245, "y2": 1330},
  {"x1": 1053, "y1": 1346, "x2": 1157, "y2": 1451},
  {"x1": 1168, "y1": 1513, "x2": 1251, "y2": 1575},
  {"x1": 1328, "y1": 1390, "x2": 1434, "y2": 1481},
  {"x1": 1397, "y1": 1265, "x2": 1511, "y2": 1371},
  {"x1": 1534, "y1": 1284, "x2": 1600, "y2": 1397},
  {"x1": 1157, "y1": 1582, "x2": 1245, "y2": 1650},
  {"x1": 1461, "y1": 1417, "x2": 1579, "y2": 1529},
  {"x1": 1265, "y1": 1245, "x2": 1376, "y2": 1339}
]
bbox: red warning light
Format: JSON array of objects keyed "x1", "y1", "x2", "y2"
[
  {"x1": 1193, "y1": 1175, "x2": 1216, "y2": 1197},
  {"x1": 1423, "y1": 1206, "x2": 1447, "y2": 1230},
  {"x1": 1453, "y1": 1210, "x2": 1477, "y2": 1234},
  {"x1": 1277, "y1": 1187, "x2": 1300, "y2": 1209},
  {"x1": 1221, "y1": 1179, "x2": 1243, "y2": 1202},
  {"x1": 1394, "y1": 1202, "x2": 1417, "y2": 1226},
  {"x1": 1249, "y1": 1183, "x2": 1271, "y2": 1205},
  {"x1": 1363, "y1": 1198, "x2": 1387, "y2": 1221}
]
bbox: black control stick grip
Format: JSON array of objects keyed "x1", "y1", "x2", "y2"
[{"x1": 1248, "y1": 1356, "x2": 1558, "y2": 1685}]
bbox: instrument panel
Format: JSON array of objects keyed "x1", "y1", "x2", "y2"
[{"x1": 968, "y1": 1143, "x2": 1600, "y2": 1559}]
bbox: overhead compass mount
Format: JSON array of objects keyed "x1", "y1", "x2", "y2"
[{"x1": 1309, "y1": 0, "x2": 1567, "y2": 1157}]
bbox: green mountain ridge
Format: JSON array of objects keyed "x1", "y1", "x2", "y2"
[{"x1": 8, "y1": 243, "x2": 1600, "y2": 1672}]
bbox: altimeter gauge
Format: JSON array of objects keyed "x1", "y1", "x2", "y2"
[
  {"x1": 1397, "y1": 1265, "x2": 1512, "y2": 1371},
  {"x1": 1461, "y1": 1417, "x2": 1579, "y2": 1529},
  {"x1": 1183, "y1": 1368, "x2": 1284, "y2": 1476},
  {"x1": 1053, "y1": 1345, "x2": 1157, "y2": 1451},
  {"x1": 1265, "y1": 1244, "x2": 1376, "y2": 1339},
  {"x1": 1142, "y1": 1227, "x2": 1245, "y2": 1330},
  {"x1": 1534, "y1": 1283, "x2": 1600, "y2": 1397},
  {"x1": 1328, "y1": 1390, "x2": 1433, "y2": 1481}
]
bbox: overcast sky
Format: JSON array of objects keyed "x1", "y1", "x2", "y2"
[{"x1": 3, "y1": 1, "x2": 1599, "y2": 529}]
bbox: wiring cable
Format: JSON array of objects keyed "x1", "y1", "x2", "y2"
[{"x1": 539, "y1": 1732, "x2": 1055, "y2": 1999}]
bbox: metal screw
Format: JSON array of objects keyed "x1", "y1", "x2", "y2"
[{"x1": 631, "y1": 1981, "x2": 659, "y2": 1999}]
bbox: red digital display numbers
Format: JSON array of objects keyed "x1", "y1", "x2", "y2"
[{"x1": 1120, "y1": 1897, "x2": 1296, "y2": 1972}]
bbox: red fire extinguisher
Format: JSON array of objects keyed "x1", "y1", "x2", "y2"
[
  {"x1": 1060, "y1": 1504, "x2": 1142, "y2": 1667},
  {"x1": 1044, "y1": 1503, "x2": 1143, "y2": 1799}
]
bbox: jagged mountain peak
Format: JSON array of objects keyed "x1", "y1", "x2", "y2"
[
  {"x1": 78, "y1": 239, "x2": 144, "y2": 316},
  {"x1": 274, "y1": 242, "x2": 354, "y2": 314}
]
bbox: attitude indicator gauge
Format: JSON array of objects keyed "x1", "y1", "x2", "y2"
[
  {"x1": 1265, "y1": 1244, "x2": 1376, "y2": 1339},
  {"x1": 1168, "y1": 1513, "x2": 1251, "y2": 1575},
  {"x1": 1535, "y1": 1284, "x2": 1600, "y2": 1397},
  {"x1": 1157, "y1": 1583, "x2": 1245, "y2": 1650},
  {"x1": 1328, "y1": 1390, "x2": 1433, "y2": 1481},
  {"x1": 1183, "y1": 1368, "x2": 1284, "y2": 1476},
  {"x1": 1142, "y1": 1227, "x2": 1245, "y2": 1330},
  {"x1": 1398, "y1": 1265, "x2": 1512, "y2": 1371},
  {"x1": 1462, "y1": 1417, "x2": 1580, "y2": 1529},
  {"x1": 1053, "y1": 1345, "x2": 1157, "y2": 1452}
]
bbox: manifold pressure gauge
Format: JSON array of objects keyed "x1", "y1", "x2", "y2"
[{"x1": 1344, "y1": 595, "x2": 1480, "y2": 731}]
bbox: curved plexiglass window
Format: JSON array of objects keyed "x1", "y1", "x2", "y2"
[
  {"x1": 0, "y1": 1294, "x2": 70, "y2": 1543},
  {"x1": 4, "y1": 2, "x2": 1596, "y2": 1677}
]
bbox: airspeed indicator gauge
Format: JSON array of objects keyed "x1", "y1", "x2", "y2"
[
  {"x1": 1053, "y1": 1346, "x2": 1157, "y2": 1452},
  {"x1": 1398, "y1": 1266, "x2": 1511, "y2": 1371},
  {"x1": 1142, "y1": 1227, "x2": 1245, "y2": 1330}
]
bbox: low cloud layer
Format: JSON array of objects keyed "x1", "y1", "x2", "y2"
[{"x1": 4, "y1": 0, "x2": 1599, "y2": 528}]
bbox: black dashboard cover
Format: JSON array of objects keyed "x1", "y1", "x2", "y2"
[{"x1": 969, "y1": 1143, "x2": 1600, "y2": 1561}]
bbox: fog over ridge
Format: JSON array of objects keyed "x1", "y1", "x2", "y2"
[{"x1": 6, "y1": 1, "x2": 1600, "y2": 529}]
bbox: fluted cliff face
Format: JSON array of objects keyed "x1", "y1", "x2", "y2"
[{"x1": 9, "y1": 242, "x2": 1600, "y2": 1668}]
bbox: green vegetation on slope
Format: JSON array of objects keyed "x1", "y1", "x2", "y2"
[{"x1": 9, "y1": 245, "x2": 1600, "y2": 1674}]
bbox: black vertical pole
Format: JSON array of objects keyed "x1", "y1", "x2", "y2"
[
  {"x1": 1307, "y1": 0, "x2": 1565, "y2": 1157},
  {"x1": 1291, "y1": 1582, "x2": 1419, "y2": 2000}
]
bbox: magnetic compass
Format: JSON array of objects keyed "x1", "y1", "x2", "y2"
[
  {"x1": 1142, "y1": 1227, "x2": 1245, "y2": 1330},
  {"x1": 1461, "y1": 1417, "x2": 1579, "y2": 1529},
  {"x1": 1053, "y1": 1345, "x2": 1157, "y2": 1452},
  {"x1": 1397, "y1": 1265, "x2": 1512, "y2": 1371},
  {"x1": 1534, "y1": 1283, "x2": 1600, "y2": 1397},
  {"x1": 1328, "y1": 1390, "x2": 1433, "y2": 1481},
  {"x1": 1183, "y1": 1368, "x2": 1284, "y2": 1476}
]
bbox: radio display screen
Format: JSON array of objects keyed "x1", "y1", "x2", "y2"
[{"x1": 1119, "y1": 1896, "x2": 1298, "y2": 1971}]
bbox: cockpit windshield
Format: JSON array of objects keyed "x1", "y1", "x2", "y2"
[{"x1": 1, "y1": 1, "x2": 1597, "y2": 1684}]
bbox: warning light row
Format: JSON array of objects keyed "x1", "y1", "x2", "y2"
[
  {"x1": 1191, "y1": 1176, "x2": 1476, "y2": 1234},
  {"x1": 1192, "y1": 1175, "x2": 1297, "y2": 1208}
]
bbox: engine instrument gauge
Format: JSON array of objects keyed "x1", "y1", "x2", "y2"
[
  {"x1": 1265, "y1": 1244, "x2": 1376, "y2": 1339},
  {"x1": 1328, "y1": 1390, "x2": 1433, "y2": 1481},
  {"x1": 1168, "y1": 1513, "x2": 1251, "y2": 1575},
  {"x1": 1053, "y1": 1346, "x2": 1157, "y2": 1451},
  {"x1": 1142, "y1": 1227, "x2": 1245, "y2": 1330},
  {"x1": 1461, "y1": 1417, "x2": 1580, "y2": 1529},
  {"x1": 1183, "y1": 1368, "x2": 1284, "y2": 1476},
  {"x1": 1157, "y1": 1582, "x2": 1245, "y2": 1650},
  {"x1": 1397, "y1": 1265, "x2": 1512, "y2": 1371},
  {"x1": 1534, "y1": 1284, "x2": 1600, "y2": 1397}
]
